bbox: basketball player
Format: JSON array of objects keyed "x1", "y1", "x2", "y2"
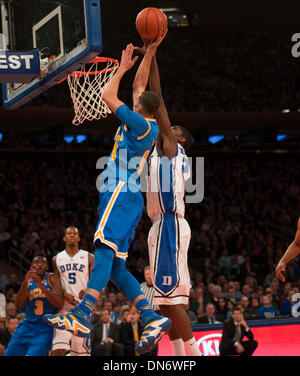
[
  {"x1": 4, "y1": 253, "x2": 63, "y2": 356},
  {"x1": 136, "y1": 46, "x2": 202, "y2": 355},
  {"x1": 50, "y1": 226, "x2": 94, "y2": 356},
  {"x1": 44, "y1": 35, "x2": 171, "y2": 354},
  {"x1": 275, "y1": 218, "x2": 300, "y2": 282}
]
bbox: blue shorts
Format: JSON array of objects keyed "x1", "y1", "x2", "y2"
[
  {"x1": 94, "y1": 181, "x2": 144, "y2": 259},
  {"x1": 4, "y1": 320, "x2": 54, "y2": 356}
]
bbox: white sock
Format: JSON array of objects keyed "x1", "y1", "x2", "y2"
[
  {"x1": 170, "y1": 338, "x2": 186, "y2": 356},
  {"x1": 184, "y1": 336, "x2": 202, "y2": 356}
]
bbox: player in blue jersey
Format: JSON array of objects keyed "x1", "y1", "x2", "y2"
[
  {"x1": 4, "y1": 253, "x2": 64, "y2": 356},
  {"x1": 44, "y1": 35, "x2": 171, "y2": 354}
]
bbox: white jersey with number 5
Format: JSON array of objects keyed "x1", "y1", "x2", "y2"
[{"x1": 55, "y1": 249, "x2": 90, "y2": 300}]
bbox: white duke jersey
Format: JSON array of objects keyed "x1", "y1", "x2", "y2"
[
  {"x1": 146, "y1": 144, "x2": 190, "y2": 220},
  {"x1": 55, "y1": 249, "x2": 90, "y2": 299}
]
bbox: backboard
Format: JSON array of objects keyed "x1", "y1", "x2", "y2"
[{"x1": 1, "y1": 0, "x2": 103, "y2": 109}]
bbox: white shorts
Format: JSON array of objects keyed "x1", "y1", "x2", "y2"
[
  {"x1": 52, "y1": 328, "x2": 90, "y2": 356},
  {"x1": 52, "y1": 306, "x2": 90, "y2": 356},
  {"x1": 148, "y1": 215, "x2": 192, "y2": 306}
]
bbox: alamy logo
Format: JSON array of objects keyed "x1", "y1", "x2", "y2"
[
  {"x1": 162, "y1": 276, "x2": 172, "y2": 286},
  {"x1": 291, "y1": 33, "x2": 300, "y2": 58},
  {"x1": 95, "y1": 149, "x2": 204, "y2": 204}
]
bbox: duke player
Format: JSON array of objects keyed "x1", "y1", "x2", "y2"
[
  {"x1": 44, "y1": 37, "x2": 171, "y2": 354},
  {"x1": 4, "y1": 253, "x2": 64, "y2": 356},
  {"x1": 138, "y1": 49, "x2": 202, "y2": 356},
  {"x1": 50, "y1": 226, "x2": 94, "y2": 356}
]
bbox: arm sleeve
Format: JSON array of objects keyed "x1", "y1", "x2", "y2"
[{"x1": 115, "y1": 104, "x2": 150, "y2": 138}]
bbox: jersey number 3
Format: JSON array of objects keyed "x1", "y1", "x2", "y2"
[{"x1": 34, "y1": 300, "x2": 44, "y2": 315}]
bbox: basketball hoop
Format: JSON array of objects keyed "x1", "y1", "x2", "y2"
[{"x1": 61, "y1": 57, "x2": 119, "y2": 125}]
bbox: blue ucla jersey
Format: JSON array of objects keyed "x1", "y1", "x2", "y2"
[
  {"x1": 100, "y1": 104, "x2": 159, "y2": 191},
  {"x1": 22, "y1": 272, "x2": 57, "y2": 325}
]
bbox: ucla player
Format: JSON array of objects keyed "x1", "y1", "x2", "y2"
[
  {"x1": 138, "y1": 50, "x2": 202, "y2": 356},
  {"x1": 50, "y1": 226, "x2": 94, "y2": 356},
  {"x1": 4, "y1": 253, "x2": 64, "y2": 356},
  {"x1": 276, "y1": 218, "x2": 300, "y2": 282},
  {"x1": 44, "y1": 36, "x2": 171, "y2": 354}
]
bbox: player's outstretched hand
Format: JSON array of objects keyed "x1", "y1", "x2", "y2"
[
  {"x1": 145, "y1": 29, "x2": 168, "y2": 55},
  {"x1": 119, "y1": 43, "x2": 139, "y2": 72},
  {"x1": 275, "y1": 261, "x2": 286, "y2": 282},
  {"x1": 134, "y1": 39, "x2": 151, "y2": 56}
]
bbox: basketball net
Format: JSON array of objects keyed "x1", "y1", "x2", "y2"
[{"x1": 64, "y1": 57, "x2": 119, "y2": 125}]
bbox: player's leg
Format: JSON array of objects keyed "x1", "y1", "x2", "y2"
[
  {"x1": 70, "y1": 335, "x2": 91, "y2": 356},
  {"x1": 148, "y1": 216, "x2": 201, "y2": 356},
  {"x1": 50, "y1": 328, "x2": 72, "y2": 356},
  {"x1": 160, "y1": 304, "x2": 201, "y2": 356},
  {"x1": 159, "y1": 305, "x2": 185, "y2": 356},
  {"x1": 26, "y1": 330, "x2": 53, "y2": 356}
]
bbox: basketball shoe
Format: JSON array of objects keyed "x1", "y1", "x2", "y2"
[
  {"x1": 136, "y1": 316, "x2": 172, "y2": 354},
  {"x1": 43, "y1": 305, "x2": 92, "y2": 338}
]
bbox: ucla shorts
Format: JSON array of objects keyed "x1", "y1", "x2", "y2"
[
  {"x1": 4, "y1": 320, "x2": 53, "y2": 356},
  {"x1": 94, "y1": 181, "x2": 144, "y2": 260},
  {"x1": 148, "y1": 214, "x2": 192, "y2": 305}
]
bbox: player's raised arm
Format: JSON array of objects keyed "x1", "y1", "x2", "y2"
[
  {"x1": 149, "y1": 55, "x2": 177, "y2": 142},
  {"x1": 102, "y1": 43, "x2": 139, "y2": 113},
  {"x1": 132, "y1": 33, "x2": 166, "y2": 107},
  {"x1": 276, "y1": 218, "x2": 300, "y2": 282}
]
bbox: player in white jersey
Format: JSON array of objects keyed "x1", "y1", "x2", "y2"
[
  {"x1": 135, "y1": 45, "x2": 202, "y2": 356},
  {"x1": 50, "y1": 226, "x2": 94, "y2": 356}
]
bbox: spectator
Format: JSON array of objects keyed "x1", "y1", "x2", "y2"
[
  {"x1": 197, "y1": 303, "x2": 220, "y2": 324},
  {"x1": 218, "y1": 248, "x2": 231, "y2": 276},
  {"x1": 234, "y1": 281, "x2": 243, "y2": 300},
  {"x1": 210, "y1": 285, "x2": 223, "y2": 305},
  {"x1": 226, "y1": 300, "x2": 234, "y2": 320},
  {"x1": 248, "y1": 297, "x2": 261, "y2": 316},
  {"x1": 120, "y1": 307, "x2": 157, "y2": 356},
  {"x1": 190, "y1": 286, "x2": 209, "y2": 317},
  {"x1": 215, "y1": 298, "x2": 228, "y2": 322},
  {"x1": 0, "y1": 317, "x2": 19, "y2": 356},
  {"x1": 219, "y1": 306, "x2": 258, "y2": 356},
  {"x1": 91, "y1": 309, "x2": 124, "y2": 356},
  {"x1": 184, "y1": 302, "x2": 198, "y2": 325},
  {"x1": 117, "y1": 305, "x2": 131, "y2": 325},
  {"x1": 241, "y1": 284, "x2": 252, "y2": 300},
  {"x1": 256, "y1": 295, "x2": 279, "y2": 319},
  {"x1": 280, "y1": 289, "x2": 296, "y2": 316},
  {"x1": 116, "y1": 292, "x2": 127, "y2": 307},
  {"x1": 226, "y1": 287, "x2": 237, "y2": 304},
  {"x1": 5, "y1": 303, "x2": 17, "y2": 319},
  {"x1": 5, "y1": 274, "x2": 21, "y2": 294}
]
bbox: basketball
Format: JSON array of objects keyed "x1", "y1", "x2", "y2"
[{"x1": 135, "y1": 7, "x2": 168, "y2": 41}]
